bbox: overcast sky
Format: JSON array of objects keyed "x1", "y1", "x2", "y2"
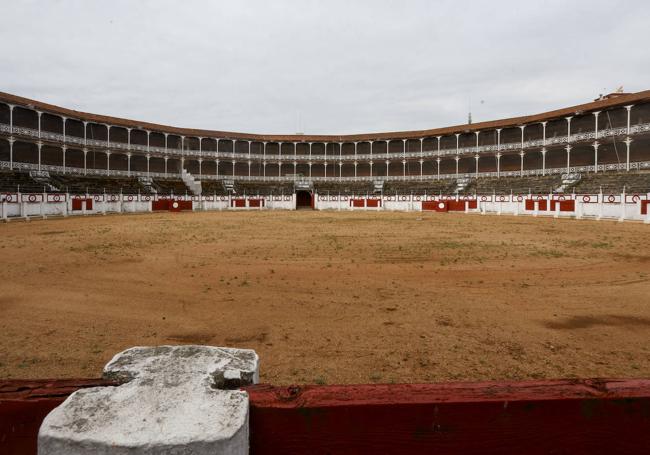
[{"x1": 1, "y1": 0, "x2": 648, "y2": 135}]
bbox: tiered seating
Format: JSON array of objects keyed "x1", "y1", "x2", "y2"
[
  {"x1": 49, "y1": 174, "x2": 149, "y2": 194},
  {"x1": 472, "y1": 175, "x2": 563, "y2": 195},
  {"x1": 383, "y1": 180, "x2": 457, "y2": 195},
  {"x1": 200, "y1": 180, "x2": 229, "y2": 196},
  {"x1": 313, "y1": 181, "x2": 374, "y2": 195},
  {"x1": 152, "y1": 178, "x2": 188, "y2": 195},
  {"x1": 570, "y1": 172, "x2": 650, "y2": 194},
  {"x1": 233, "y1": 181, "x2": 294, "y2": 195},
  {"x1": 0, "y1": 170, "x2": 52, "y2": 193}
]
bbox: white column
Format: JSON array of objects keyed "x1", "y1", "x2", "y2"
[
  {"x1": 496, "y1": 128, "x2": 502, "y2": 152},
  {"x1": 455, "y1": 156, "x2": 459, "y2": 177},
  {"x1": 127, "y1": 154, "x2": 131, "y2": 175},
  {"x1": 626, "y1": 105, "x2": 633, "y2": 135},
  {"x1": 541, "y1": 149, "x2": 547, "y2": 176},
  {"x1": 83, "y1": 121, "x2": 88, "y2": 147},
  {"x1": 385, "y1": 160, "x2": 389, "y2": 177},
  {"x1": 566, "y1": 116, "x2": 572, "y2": 143},
  {"x1": 164, "y1": 157, "x2": 168, "y2": 176},
  {"x1": 455, "y1": 133, "x2": 459, "y2": 156},
  {"x1": 83, "y1": 148, "x2": 87, "y2": 175},
  {"x1": 199, "y1": 159, "x2": 202, "y2": 177},
  {"x1": 147, "y1": 131, "x2": 150, "y2": 154},
  {"x1": 37, "y1": 143, "x2": 42, "y2": 170},
  {"x1": 496, "y1": 153, "x2": 501, "y2": 178},
  {"x1": 565, "y1": 145, "x2": 571, "y2": 173},
  {"x1": 8, "y1": 138, "x2": 13, "y2": 168},
  {"x1": 37, "y1": 111, "x2": 42, "y2": 139},
  {"x1": 541, "y1": 122, "x2": 547, "y2": 147},
  {"x1": 62, "y1": 146, "x2": 66, "y2": 173},
  {"x1": 436, "y1": 158, "x2": 441, "y2": 179},
  {"x1": 62, "y1": 116, "x2": 67, "y2": 144},
  {"x1": 107, "y1": 152, "x2": 111, "y2": 173},
  {"x1": 164, "y1": 132, "x2": 167, "y2": 153},
  {"x1": 593, "y1": 142, "x2": 599, "y2": 173},
  {"x1": 520, "y1": 151, "x2": 525, "y2": 176},
  {"x1": 147, "y1": 155, "x2": 150, "y2": 176},
  {"x1": 8, "y1": 104, "x2": 13, "y2": 135},
  {"x1": 519, "y1": 125, "x2": 525, "y2": 150},
  {"x1": 475, "y1": 155, "x2": 479, "y2": 177},
  {"x1": 625, "y1": 138, "x2": 631, "y2": 171}
]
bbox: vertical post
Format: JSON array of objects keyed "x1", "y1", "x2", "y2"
[
  {"x1": 566, "y1": 146, "x2": 571, "y2": 173},
  {"x1": 8, "y1": 138, "x2": 13, "y2": 168},
  {"x1": 147, "y1": 131, "x2": 150, "y2": 155},
  {"x1": 107, "y1": 152, "x2": 111, "y2": 174},
  {"x1": 436, "y1": 158, "x2": 441, "y2": 180},
  {"x1": 626, "y1": 105, "x2": 633, "y2": 135},
  {"x1": 8, "y1": 104, "x2": 13, "y2": 135},
  {"x1": 62, "y1": 116, "x2": 66, "y2": 144},
  {"x1": 625, "y1": 138, "x2": 631, "y2": 171},
  {"x1": 541, "y1": 122, "x2": 547, "y2": 147},
  {"x1": 496, "y1": 153, "x2": 501, "y2": 178},
  {"x1": 37, "y1": 111, "x2": 42, "y2": 171},
  {"x1": 127, "y1": 154, "x2": 131, "y2": 175},
  {"x1": 455, "y1": 156, "x2": 459, "y2": 177},
  {"x1": 541, "y1": 149, "x2": 547, "y2": 176},
  {"x1": 593, "y1": 143, "x2": 599, "y2": 173},
  {"x1": 475, "y1": 155, "x2": 479, "y2": 177},
  {"x1": 83, "y1": 148, "x2": 87, "y2": 175},
  {"x1": 520, "y1": 151, "x2": 525, "y2": 176},
  {"x1": 164, "y1": 157, "x2": 168, "y2": 176},
  {"x1": 147, "y1": 155, "x2": 150, "y2": 176},
  {"x1": 519, "y1": 125, "x2": 525, "y2": 150},
  {"x1": 566, "y1": 116, "x2": 572, "y2": 144},
  {"x1": 62, "y1": 146, "x2": 66, "y2": 173}
]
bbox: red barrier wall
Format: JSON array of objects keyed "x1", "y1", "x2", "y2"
[
  {"x1": 550, "y1": 200, "x2": 576, "y2": 212},
  {"x1": 246, "y1": 380, "x2": 650, "y2": 454},
  {"x1": 447, "y1": 200, "x2": 465, "y2": 211},
  {"x1": 4, "y1": 378, "x2": 650, "y2": 454},
  {"x1": 152, "y1": 200, "x2": 169, "y2": 211},
  {"x1": 642, "y1": 200, "x2": 649, "y2": 215},
  {"x1": 366, "y1": 199, "x2": 380, "y2": 208},
  {"x1": 526, "y1": 199, "x2": 548, "y2": 211},
  {"x1": 232, "y1": 199, "x2": 246, "y2": 208}
]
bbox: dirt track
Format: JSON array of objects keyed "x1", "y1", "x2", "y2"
[{"x1": 1, "y1": 211, "x2": 649, "y2": 384}]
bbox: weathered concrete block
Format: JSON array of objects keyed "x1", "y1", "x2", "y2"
[{"x1": 38, "y1": 345, "x2": 259, "y2": 455}]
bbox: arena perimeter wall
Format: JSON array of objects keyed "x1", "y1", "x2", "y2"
[
  {"x1": 1, "y1": 192, "x2": 649, "y2": 222},
  {"x1": 2, "y1": 378, "x2": 650, "y2": 454}
]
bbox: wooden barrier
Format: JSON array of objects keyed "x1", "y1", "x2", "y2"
[{"x1": 5, "y1": 378, "x2": 649, "y2": 454}]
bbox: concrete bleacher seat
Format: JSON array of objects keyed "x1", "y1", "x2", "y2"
[
  {"x1": 313, "y1": 181, "x2": 373, "y2": 195},
  {"x1": 49, "y1": 174, "x2": 150, "y2": 195},
  {"x1": 234, "y1": 181, "x2": 294, "y2": 195},
  {"x1": 0, "y1": 170, "x2": 54, "y2": 193},
  {"x1": 470, "y1": 175, "x2": 563, "y2": 195},
  {"x1": 152, "y1": 178, "x2": 189, "y2": 195},
  {"x1": 570, "y1": 171, "x2": 650, "y2": 194},
  {"x1": 383, "y1": 180, "x2": 457, "y2": 195}
]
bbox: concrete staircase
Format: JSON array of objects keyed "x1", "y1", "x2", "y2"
[
  {"x1": 181, "y1": 169, "x2": 202, "y2": 195},
  {"x1": 556, "y1": 173, "x2": 581, "y2": 193}
]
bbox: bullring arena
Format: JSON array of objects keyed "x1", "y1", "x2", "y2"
[{"x1": 2, "y1": 90, "x2": 650, "y2": 453}]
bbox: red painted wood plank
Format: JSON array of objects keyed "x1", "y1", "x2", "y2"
[{"x1": 245, "y1": 380, "x2": 650, "y2": 454}]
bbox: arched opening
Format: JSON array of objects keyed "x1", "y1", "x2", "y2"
[{"x1": 296, "y1": 190, "x2": 312, "y2": 209}]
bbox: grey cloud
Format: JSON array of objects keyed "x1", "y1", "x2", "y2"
[{"x1": 1, "y1": 0, "x2": 648, "y2": 134}]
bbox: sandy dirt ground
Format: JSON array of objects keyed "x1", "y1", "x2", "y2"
[{"x1": 1, "y1": 210, "x2": 649, "y2": 385}]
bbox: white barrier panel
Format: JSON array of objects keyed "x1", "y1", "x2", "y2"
[{"x1": 2, "y1": 192, "x2": 649, "y2": 223}]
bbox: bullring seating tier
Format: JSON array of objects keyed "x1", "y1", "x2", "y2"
[
  {"x1": 383, "y1": 180, "x2": 457, "y2": 195},
  {"x1": 49, "y1": 174, "x2": 151, "y2": 195},
  {"x1": 199, "y1": 180, "x2": 230, "y2": 196},
  {"x1": 313, "y1": 181, "x2": 374, "y2": 195},
  {"x1": 569, "y1": 171, "x2": 650, "y2": 194},
  {"x1": 467, "y1": 175, "x2": 564, "y2": 195},
  {"x1": 233, "y1": 181, "x2": 294, "y2": 195},
  {"x1": 0, "y1": 170, "x2": 52, "y2": 193},
  {"x1": 151, "y1": 178, "x2": 190, "y2": 196}
]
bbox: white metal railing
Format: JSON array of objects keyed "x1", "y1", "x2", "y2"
[
  {"x1": 2, "y1": 122, "x2": 649, "y2": 162},
  {"x1": 2, "y1": 160, "x2": 650, "y2": 182}
]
